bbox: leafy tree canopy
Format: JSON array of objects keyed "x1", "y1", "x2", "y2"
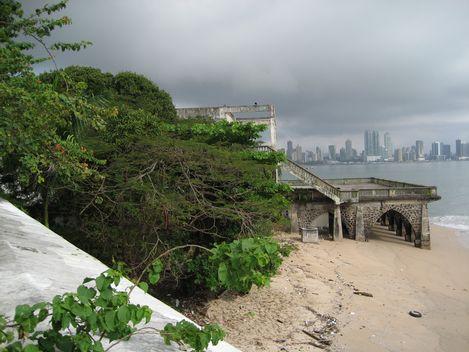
[{"x1": 39, "y1": 67, "x2": 177, "y2": 121}]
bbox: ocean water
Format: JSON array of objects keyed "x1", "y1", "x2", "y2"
[{"x1": 308, "y1": 161, "x2": 469, "y2": 246}]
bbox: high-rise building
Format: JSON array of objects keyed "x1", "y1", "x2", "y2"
[
  {"x1": 328, "y1": 145, "x2": 336, "y2": 160},
  {"x1": 339, "y1": 147, "x2": 346, "y2": 162},
  {"x1": 410, "y1": 146, "x2": 417, "y2": 161},
  {"x1": 345, "y1": 139, "x2": 352, "y2": 160},
  {"x1": 292, "y1": 144, "x2": 302, "y2": 162},
  {"x1": 431, "y1": 141, "x2": 441, "y2": 159},
  {"x1": 287, "y1": 140, "x2": 294, "y2": 159},
  {"x1": 384, "y1": 132, "x2": 393, "y2": 159},
  {"x1": 364, "y1": 130, "x2": 373, "y2": 156},
  {"x1": 416, "y1": 140, "x2": 424, "y2": 160},
  {"x1": 306, "y1": 151, "x2": 314, "y2": 163},
  {"x1": 456, "y1": 139, "x2": 463, "y2": 158},
  {"x1": 394, "y1": 148, "x2": 403, "y2": 162},
  {"x1": 364, "y1": 130, "x2": 380, "y2": 157},
  {"x1": 316, "y1": 147, "x2": 323, "y2": 161},
  {"x1": 442, "y1": 144, "x2": 451, "y2": 160},
  {"x1": 464, "y1": 144, "x2": 469, "y2": 158}
]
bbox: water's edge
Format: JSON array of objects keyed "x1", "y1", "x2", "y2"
[{"x1": 431, "y1": 216, "x2": 469, "y2": 248}]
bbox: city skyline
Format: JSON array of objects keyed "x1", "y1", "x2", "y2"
[
  {"x1": 281, "y1": 133, "x2": 467, "y2": 155},
  {"x1": 284, "y1": 131, "x2": 469, "y2": 164}
]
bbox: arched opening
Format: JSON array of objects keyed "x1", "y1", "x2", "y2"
[
  {"x1": 369, "y1": 209, "x2": 419, "y2": 246},
  {"x1": 341, "y1": 215, "x2": 352, "y2": 239},
  {"x1": 306, "y1": 211, "x2": 335, "y2": 240}
]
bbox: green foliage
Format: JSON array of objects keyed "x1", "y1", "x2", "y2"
[
  {"x1": 38, "y1": 66, "x2": 114, "y2": 99},
  {"x1": 39, "y1": 67, "x2": 177, "y2": 121},
  {"x1": 0, "y1": 270, "x2": 149, "y2": 351},
  {"x1": 241, "y1": 150, "x2": 287, "y2": 164},
  {"x1": 0, "y1": 268, "x2": 224, "y2": 352},
  {"x1": 0, "y1": 1, "x2": 114, "y2": 226},
  {"x1": 192, "y1": 237, "x2": 291, "y2": 294},
  {"x1": 112, "y1": 72, "x2": 176, "y2": 120},
  {"x1": 64, "y1": 135, "x2": 290, "y2": 287},
  {"x1": 0, "y1": 0, "x2": 90, "y2": 77},
  {"x1": 165, "y1": 119, "x2": 266, "y2": 146},
  {"x1": 161, "y1": 320, "x2": 225, "y2": 352}
]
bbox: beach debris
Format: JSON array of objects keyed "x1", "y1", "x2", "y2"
[
  {"x1": 274, "y1": 339, "x2": 287, "y2": 343},
  {"x1": 353, "y1": 290, "x2": 373, "y2": 297},
  {"x1": 302, "y1": 329, "x2": 332, "y2": 346},
  {"x1": 409, "y1": 310, "x2": 422, "y2": 318},
  {"x1": 309, "y1": 341, "x2": 328, "y2": 349}
]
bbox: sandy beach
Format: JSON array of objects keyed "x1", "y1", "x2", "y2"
[{"x1": 200, "y1": 225, "x2": 469, "y2": 351}]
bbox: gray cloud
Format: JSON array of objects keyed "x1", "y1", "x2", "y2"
[{"x1": 29, "y1": 0, "x2": 469, "y2": 152}]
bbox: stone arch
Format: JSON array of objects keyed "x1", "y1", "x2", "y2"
[
  {"x1": 364, "y1": 203, "x2": 423, "y2": 244},
  {"x1": 297, "y1": 204, "x2": 334, "y2": 229},
  {"x1": 378, "y1": 203, "x2": 422, "y2": 234}
]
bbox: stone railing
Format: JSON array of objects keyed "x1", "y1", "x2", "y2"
[
  {"x1": 255, "y1": 145, "x2": 341, "y2": 203},
  {"x1": 338, "y1": 186, "x2": 439, "y2": 202},
  {"x1": 254, "y1": 147, "x2": 439, "y2": 204}
]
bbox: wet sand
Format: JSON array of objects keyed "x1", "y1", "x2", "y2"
[{"x1": 203, "y1": 225, "x2": 469, "y2": 351}]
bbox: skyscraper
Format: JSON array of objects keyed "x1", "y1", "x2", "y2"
[
  {"x1": 339, "y1": 147, "x2": 346, "y2": 162},
  {"x1": 364, "y1": 130, "x2": 373, "y2": 156},
  {"x1": 316, "y1": 146, "x2": 323, "y2": 161},
  {"x1": 345, "y1": 139, "x2": 352, "y2": 160},
  {"x1": 431, "y1": 141, "x2": 441, "y2": 159},
  {"x1": 416, "y1": 140, "x2": 424, "y2": 160},
  {"x1": 456, "y1": 139, "x2": 463, "y2": 158},
  {"x1": 442, "y1": 144, "x2": 451, "y2": 160},
  {"x1": 364, "y1": 130, "x2": 380, "y2": 156},
  {"x1": 394, "y1": 148, "x2": 403, "y2": 162},
  {"x1": 328, "y1": 145, "x2": 336, "y2": 160},
  {"x1": 384, "y1": 132, "x2": 392, "y2": 159},
  {"x1": 287, "y1": 140, "x2": 294, "y2": 159}
]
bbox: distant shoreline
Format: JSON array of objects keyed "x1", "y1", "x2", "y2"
[{"x1": 298, "y1": 159, "x2": 469, "y2": 167}]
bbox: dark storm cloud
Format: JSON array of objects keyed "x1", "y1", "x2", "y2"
[{"x1": 29, "y1": 0, "x2": 469, "y2": 151}]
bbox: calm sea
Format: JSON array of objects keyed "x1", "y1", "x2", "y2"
[{"x1": 308, "y1": 161, "x2": 469, "y2": 246}]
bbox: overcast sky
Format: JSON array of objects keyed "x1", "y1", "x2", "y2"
[{"x1": 29, "y1": 0, "x2": 469, "y2": 152}]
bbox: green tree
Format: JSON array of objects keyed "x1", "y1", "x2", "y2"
[{"x1": 0, "y1": 1, "x2": 112, "y2": 226}]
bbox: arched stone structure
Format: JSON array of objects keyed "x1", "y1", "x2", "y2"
[
  {"x1": 292, "y1": 200, "x2": 431, "y2": 248},
  {"x1": 290, "y1": 202, "x2": 343, "y2": 241},
  {"x1": 342, "y1": 201, "x2": 430, "y2": 248},
  {"x1": 296, "y1": 203, "x2": 334, "y2": 229}
]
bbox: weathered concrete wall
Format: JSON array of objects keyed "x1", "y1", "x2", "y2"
[{"x1": 0, "y1": 199, "x2": 240, "y2": 352}]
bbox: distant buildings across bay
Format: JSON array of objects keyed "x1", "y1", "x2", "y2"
[{"x1": 282, "y1": 131, "x2": 469, "y2": 164}]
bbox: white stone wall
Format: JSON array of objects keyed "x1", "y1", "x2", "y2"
[{"x1": 0, "y1": 199, "x2": 240, "y2": 352}]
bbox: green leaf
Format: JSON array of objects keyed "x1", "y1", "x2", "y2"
[
  {"x1": 138, "y1": 282, "x2": 149, "y2": 293},
  {"x1": 82, "y1": 277, "x2": 94, "y2": 284},
  {"x1": 217, "y1": 263, "x2": 228, "y2": 284},
  {"x1": 95, "y1": 275, "x2": 105, "y2": 291},
  {"x1": 104, "y1": 310, "x2": 115, "y2": 330},
  {"x1": 117, "y1": 306, "x2": 130, "y2": 323},
  {"x1": 148, "y1": 272, "x2": 160, "y2": 285},
  {"x1": 264, "y1": 242, "x2": 277, "y2": 254},
  {"x1": 77, "y1": 285, "x2": 95, "y2": 304}
]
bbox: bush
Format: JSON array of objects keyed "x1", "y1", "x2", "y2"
[{"x1": 191, "y1": 237, "x2": 291, "y2": 294}]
